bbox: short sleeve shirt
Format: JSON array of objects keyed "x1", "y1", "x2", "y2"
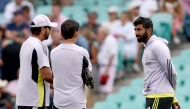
[
  {"x1": 97, "y1": 35, "x2": 118, "y2": 66},
  {"x1": 16, "y1": 36, "x2": 50, "y2": 107},
  {"x1": 51, "y1": 44, "x2": 92, "y2": 109},
  {"x1": 6, "y1": 22, "x2": 29, "y2": 31}
]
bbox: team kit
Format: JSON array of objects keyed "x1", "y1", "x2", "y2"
[{"x1": 16, "y1": 14, "x2": 180, "y2": 109}]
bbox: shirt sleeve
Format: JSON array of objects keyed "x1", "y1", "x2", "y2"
[
  {"x1": 108, "y1": 37, "x2": 118, "y2": 56},
  {"x1": 173, "y1": 97, "x2": 178, "y2": 104},
  {"x1": 24, "y1": 23, "x2": 30, "y2": 29},
  {"x1": 153, "y1": 41, "x2": 177, "y2": 90},
  {"x1": 83, "y1": 48, "x2": 92, "y2": 72},
  {"x1": 36, "y1": 43, "x2": 50, "y2": 69},
  {"x1": 6, "y1": 24, "x2": 11, "y2": 30}
]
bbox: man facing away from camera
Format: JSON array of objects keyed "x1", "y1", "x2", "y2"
[
  {"x1": 133, "y1": 16, "x2": 180, "y2": 109},
  {"x1": 50, "y1": 20, "x2": 92, "y2": 109}
]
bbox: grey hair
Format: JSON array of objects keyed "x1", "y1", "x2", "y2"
[{"x1": 100, "y1": 26, "x2": 110, "y2": 35}]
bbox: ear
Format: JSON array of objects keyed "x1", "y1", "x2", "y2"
[
  {"x1": 60, "y1": 33, "x2": 64, "y2": 40},
  {"x1": 74, "y1": 31, "x2": 79, "y2": 38},
  {"x1": 148, "y1": 28, "x2": 152, "y2": 34},
  {"x1": 41, "y1": 27, "x2": 45, "y2": 34}
]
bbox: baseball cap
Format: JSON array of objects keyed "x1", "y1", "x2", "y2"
[
  {"x1": 128, "y1": 2, "x2": 140, "y2": 11},
  {"x1": 30, "y1": 14, "x2": 57, "y2": 27},
  {"x1": 13, "y1": 10, "x2": 23, "y2": 15},
  {"x1": 108, "y1": 6, "x2": 119, "y2": 13}
]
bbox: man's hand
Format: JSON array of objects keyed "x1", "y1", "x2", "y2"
[
  {"x1": 172, "y1": 102, "x2": 181, "y2": 109},
  {"x1": 50, "y1": 84, "x2": 54, "y2": 89},
  {"x1": 103, "y1": 69, "x2": 109, "y2": 76},
  {"x1": 22, "y1": 28, "x2": 30, "y2": 37},
  {"x1": 14, "y1": 37, "x2": 25, "y2": 44}
]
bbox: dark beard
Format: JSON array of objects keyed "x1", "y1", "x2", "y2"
[
  {"x1": 137, "y1": 30, "x2": 148, "y2": 43},
  {"x1": 44, "y1": 31, "x2": 50, "y2": 40}
]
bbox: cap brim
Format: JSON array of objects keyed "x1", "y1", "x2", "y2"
[{"x1": 49, "y1": 22, "x2": 58, "y2": 27}]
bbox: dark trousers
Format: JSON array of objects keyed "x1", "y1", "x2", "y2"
[{"x1": 146, "y1": 97, "x2": 174, "y2": 109}]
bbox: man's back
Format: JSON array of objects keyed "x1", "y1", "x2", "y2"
[{"x1": 51, "y1": 44, "x2": 92, "y2": 109}]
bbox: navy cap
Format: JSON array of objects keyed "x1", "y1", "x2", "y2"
[{"x1": 13, "y1": 10, "x2": 23, "y2": 15}]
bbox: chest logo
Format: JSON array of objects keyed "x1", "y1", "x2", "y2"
[{"x1": 146, "y1": 54, "x2": 148, "y2": 61}]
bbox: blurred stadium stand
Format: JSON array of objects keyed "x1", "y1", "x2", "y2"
[{"x1": 0, "y1": 0, "x2": 189, "y2": 109}]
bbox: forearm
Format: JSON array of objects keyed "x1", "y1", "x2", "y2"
[
  {"x1": 120, "y1": 34, "x2": 126, "y2": 39},
  {"x1": 106, "y1": 55, "x2": 114, "y2": 71},
  {"x1": 173, "y1": 12, "x2": 183, "y2": 19},
  {"x1": 50, "y1": 84, "x2": 54, "y2": 89},
  {"x1": 44, "y1": 77, "x2": 53, "y2": 84},
  {"x1": 90, "y1": 59, "x2": 96, "y2": 64},
  {"x1": 5, "y1": 31, "x2": 16, "y2": 39}
]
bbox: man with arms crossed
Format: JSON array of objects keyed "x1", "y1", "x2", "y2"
[
  {"x1": 16, "y1": 14, "x2": 57, "y2": 109},
  {"x1": 133, "y1": 17, "x2": 180, "y2": 109},
  {"x1": 51, "y1": 20, "x2": 92, "y2": 109}
]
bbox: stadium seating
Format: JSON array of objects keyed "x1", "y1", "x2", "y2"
[
  {"x1": 180, "y1": 102, "x2": 190, "y2": 109},
  {"x1": 62, "y1": 6, "x2": 77, "y2": 18},
  {"x1": 71, "y1": 11, "x2": 87, "y2": 25},
  {"x1": 171, "y1": 56, "x2": 190, "y2": 72},
  {"x1": 93, "y1": 101, "x2": 118, "y2": 109},
  {"x1": 0, "y1": 13, "x2": 4, "y2": 24},
  {"x1": 130, "y1": 78, "x2": 144, "y2": 87},
  {"x1": 151, "y1": 13, "x2": 173, "y2": 42},
  {"x1": 180, "y1": 49, "x2": 190, "y2": 57},
  {"x1": 36, "y1": 5, "x2": 52, "y2": 15},
  {"x1": 120, "y1": 101, "x2": 145, "y2": 109},
  {"x1": 0, "y1": 13, "x2": 4, "y2": 18},
  {"x1": 106, "y1": 93, "x2": 128, "y2": 108},
  {"x1": 93, "y1": 101, "x2": 106, "y2": 109}
]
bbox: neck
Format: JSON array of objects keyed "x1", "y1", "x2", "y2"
[
  {"x1": 52, "y1": 42, "x2": 59, "y2": 47},
  {"x1": 88, "y1": 22, "x2": 95, "y2": 27},
  {"x1": 122, "y1": 20, "x2": 128, "y2": 25},
  {"x1": 110, "y1": 18, "x2": 115, "y2": 22},
  {"x1": 16, "y1": 2, "x2": 21, "y2": 5},
  {"x1": 63, "y1": 38, "x2": 75, "y2": 44},
  {"x1": 51, "y1": 43, "x2": 59, "y2": 49},
  {"x1": 53, "y1": 14, "x2": 59, "y2": 19},
  {"x1": 15, "y1": 21, "x2": 23, "y2": 27},
  {"x1": 144, "y1": 34, "x2": 152, "y2": 45},
  {"x1": 32, "y1": 34, "x2": 43, "y2": 41}
]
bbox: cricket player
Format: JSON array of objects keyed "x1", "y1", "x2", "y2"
[
  {"x1": 16, "y1": 14, "x2": 57, "y2": 109},
  {"x1": 133, "y1": 16, "x2": 180, "y2": 109}
]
